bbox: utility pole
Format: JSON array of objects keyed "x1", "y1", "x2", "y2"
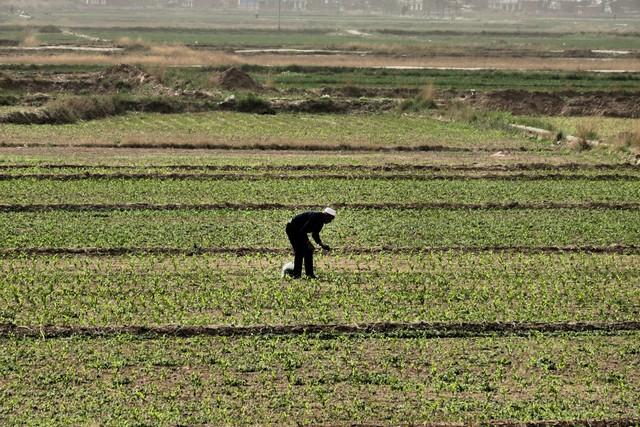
[{"x1": 278, "y1": 0, "x2": 281, "y2": 31}]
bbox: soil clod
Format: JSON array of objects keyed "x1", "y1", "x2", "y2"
[{"x1": 217, "y1": 67, "x2": 262, "y2": 91}]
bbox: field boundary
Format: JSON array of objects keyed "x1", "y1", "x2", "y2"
[
  {"x1": 0, "y1": 142, "x2": 553, "y2": 153},
  {"x1": 0, "y1": 163, "x2": 636, "y2": 172},
  {"x1": 1, "y1": 202, "x2": 639, "y2": 212},
  {"x1": 0, "y1": 172, "x2": 637, "y2": 181},
  {"x1": 1, "y1": 321, "x2": 638, "y2": 339},
  {"x1": 2, "y1": 245, "x2": 639, "y2": 257},
  {"x1": 395, "y1": 419, "x2": 640, "y2": 427}
]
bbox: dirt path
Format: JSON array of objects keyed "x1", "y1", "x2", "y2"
[{"x1": 1, "y1": 321, "x2": 638, "y2": 339}]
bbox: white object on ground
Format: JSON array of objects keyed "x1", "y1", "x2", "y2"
[{"x1": 281, "y1": 261, "x2": 295, "y2": 278}]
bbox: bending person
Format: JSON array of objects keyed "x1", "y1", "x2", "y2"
[{"x1": 285, "y1": 207, "x2": 336, "y2": 279}]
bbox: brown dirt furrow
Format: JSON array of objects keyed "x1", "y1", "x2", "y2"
[
  {"x1": 1, "y1": 321, "x2": 638, "y2": 340},
  {"x1": 490, "y1": 420, "x2": 640, "y2": 427},
  {"x1": 0, "y1": 172, "x2": 637, "y2": 181},
  {"x1": 1, "y1": 202, "x2": 639, "y2": 212},
  {"x1": 0, "y1": 162, "x2": 636, "y2": 172},
  {"x1": 400, "y1": 419, "x2": 640, "y2": 427},
  {"x1": 1, "y1": 245, "x2": 639, "y2": 257},
  {"x1": 0, "y1": 142, "x2": 550, "y2": 153},
  {"x1": 475, "y1": 89, "x2": 640, "y2": 118}
]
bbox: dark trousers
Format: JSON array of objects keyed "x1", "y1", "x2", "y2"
[{"x1": 286, "y1": 223, "x2": 314, "y2": 277}]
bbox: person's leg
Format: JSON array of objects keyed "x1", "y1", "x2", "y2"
[
  {"x1": 303, "y1": 238, "x2": 316, "y2": 278},
  {"x1": 292, "y1": 252, "x2": 303, "y2": 278},
  {"x1": 304, "y1": 251, "x2": 315, "y2": 278},
  {"x1": 288, "y1": 229, "x2": 304, "y2": 278}
]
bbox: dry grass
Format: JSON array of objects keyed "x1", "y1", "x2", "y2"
[
  {"x1": 115, "y1": 37, "x2": 152, "y2": 49},
  {"x1": 398, "y1": 82, "x2": 438, "y2": 112},
  {"x1": 442, "y1": 100, "x2": 477, "y2": 122},
  {"x1": 0, "y1": 47, "x2": 241, "y2": 67},
  {"x1": 206, "y1": 72, "x2": 221, "y2": 89},
  {"x1": 1, "y1": 52, "x2": 639, "y2": 71},
  {"x1": 419, "y1": 81, "x2": 436, "y2": 103},
  {"x1": 576, "y1": 123, "x2": 599, "y2": 142},
  {"x1": 613, "y1": 122, "x2": 640, "y2": 154},
  {"x1": 262, "y1": 73, "x2": 276, "y2": 91},
  {"x1": 143, "y1": 65, "x2": 167, "y2": 84},
  {"x1": 567, "y1": 137, "x2": 592, "y2": 152},
  {"x1": 566, "y1": 123, "x2": 599, "y2": 151},
  {"x1": 43, "y1": 96, "x2": 122, "y2": 123},
  {"x1": 21, "y1": 34, "x2": 40, "y2": 47}
]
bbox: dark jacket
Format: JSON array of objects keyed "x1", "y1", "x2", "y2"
[{"x1": 287, "y1": 211, "x2": 326, "y2": 246}]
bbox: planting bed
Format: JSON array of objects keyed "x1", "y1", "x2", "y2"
[
  {"x1": 1, "y1": 252, "x2": 639, "y2": 327},
  {"x1": 1, "y1": 333, "x2": 639, "y2": 425},
  {"x1": 0, "y1": 143, "x2": 639, "y2": 425},
  {"x1": 0, "y1": 175, "x2": 639, "y2": 205}
]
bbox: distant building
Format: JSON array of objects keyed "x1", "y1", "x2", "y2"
[
  {"x1": 83, "y1": 0, "x2": 157, "y2": 6},
  {"x1": 422, "y1": 0, "x2": 462, "y2": 15},
  {"x1": 78, "y1": 0, "x2": 637, "y2": 14},
  {"x1": 611, "y1": 0, "x2": 640, "y2": 13},
  {"x1": 399, "y1": 0, "x2": 423, "y2": 13},
  {"x1": 488, "y1": 0, "x2": 519, "y2": 11}
]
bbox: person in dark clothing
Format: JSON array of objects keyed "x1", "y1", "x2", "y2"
[{"x1": 285, "y1": 207, "x2": 336, "y2": 279}]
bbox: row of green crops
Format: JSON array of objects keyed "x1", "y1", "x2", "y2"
[
  {"x1": 0, "y1": 164, "x2": 638, "y2": 175},
  {"x1": 0, "y1": 146, "x2": 627, "y2": 169},
  {"x1": 1, "y1": 332, "x2": 638, "y2": 425},
  {"x1": 81, "y1": 26, "x2": 640, "y2": 50},
  {"x1": 0, "y1": 177, "x2": 639, "y2": 205},
  {"x1": 2, "y1": 165, "x2": 639, "y2": 178},
  {"x1": 1, "y1": 253, "x2": 638, "y2": 326},
  {"x1": 0, "y1": 208, "x2": 638, "y2": 249},
  {"x1": 0, "y1": 112, "x2": 540, "y2": 149}
]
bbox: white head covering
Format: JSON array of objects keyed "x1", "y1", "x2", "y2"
[{"x1": 322, "y1": 207, "x2": 336, "y2": 217}]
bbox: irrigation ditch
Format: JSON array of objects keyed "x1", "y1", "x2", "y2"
[{"x1": 1, "y1": 321, "x2": 638, "y2": 339}]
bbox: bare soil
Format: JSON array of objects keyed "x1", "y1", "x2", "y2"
[
  {"x1": 217, "y1": 66, "x2": 262, "y2": 91},
  {"x1": 1, "y1": 321, "x2": 638, "y2": 339},
  {"x1": 1, "y1": 244, "x2": 639, "y2": 257},
  {"x1": 0, "y1": 63, "x2": 174, "y2": 95},
  {"x1": 2, "y1": 141, "x2": 540, "y2": 152},
  {"x1": 0, "y1": 171, "x2": 635, "y2": 181},
  {"x1": 0, "y1": 202, "x2": 638, "y2": 213},
  {"x1": 473, "y1": 90, "x2": 640, "y2": 118},
  {"x1": 0, "y1": 162, "x2": 636, "y2": 171}
]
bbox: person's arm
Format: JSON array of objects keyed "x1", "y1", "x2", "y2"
[
  {"x1": 301, "y1": 214, "x2": 331, "y2": 250},
  {"x1": 312, "y1": 231, "x2": 330, "y2": 251},
  {"x1": 311, "y1": 231, "x2": 323, "y2": 246}
]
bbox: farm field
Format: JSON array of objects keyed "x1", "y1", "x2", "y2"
[
  {"x1": 1, "y1": 143, "x2": 639, "y2": 425},
  {"x1": 1, "y1": 9, "x2": 640, "y2": 425},
  {"x1": 1, "y1": 334, "x2": 639, "y2": 425}
]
